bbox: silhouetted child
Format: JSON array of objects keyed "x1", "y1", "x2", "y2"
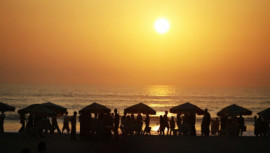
[
  {"x1": 170, "y1": 116, "x2": 175, "y2": 136},
  {"x1": 62, "y1": 112, "x2": 70, "y2": 134},
  {"x1": 70, "y1": 111, "x2": 77, "y2": 140}
]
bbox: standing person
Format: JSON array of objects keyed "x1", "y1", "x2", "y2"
[
  {"x1": 113, "y1": 109, "x2": 120, "y2": 140},
  {"x1": 159, "y1": 115, "x2": 164, "y2": 136},
  {"x1": 51, "y1": 116, "x2": 61, "y2": 134},
  {"x1": 70, "y1": 111, "x2": 77, "y2": 140},
  {"x1": 176, "y1": 113, "x2": 182, "y2": 134},
  {"x1": 62, "y1": 112, "x2": 70, "y2": 134},
  {"x1": 143, "y1": 114, "x2": 150, "y2": 135},
  {"x1": 238, "y1": 114, "x2": 245, "y2": 136},
  {"x1": 19, "y1": 113, "x2": 26, "y2": 133},
  {"x1": 169, "y1": 116, "x2": 175, "y2": 136},
  {"x1": 163, "y1": 111, "x2": 170, "y2": 135},
  {"x1": 120, "y1": 112, "x2": 127, "y2": 135},
  {"x1": 136, "y1": 113, "x2": 143, "y2": 135},
  {"x1": 0, "y1": 111, "x2": 5, "y2": 133},
  {"x1": 201, "y1": 109, "x2": 211, "y2": 136}
]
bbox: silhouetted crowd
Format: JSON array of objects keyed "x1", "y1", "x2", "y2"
[{"x1": 1, "y1": 109, "x2": 270, "y2": 140}]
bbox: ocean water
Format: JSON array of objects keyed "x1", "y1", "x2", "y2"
[{"x1": 1, "y1": 84, "x2": 270, "y2": 136}]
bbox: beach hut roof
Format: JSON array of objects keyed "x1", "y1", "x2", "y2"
[
  {"x1": 79, "y1": 102, "x2": 111, "y2": 114},
  {"x1": 257, "y1": 108, "x2": 270, "y2": 119},
  {"x1": 18, "y1": 104, "x2": 57, "y2": 117},
  {"x1": 217, "y1": 104, "x2": 252, "y2": 116},
  {"x1": 0, "y1": 102, "x2": 15, "y2": 112},
  {"x1": 41, "y1": 102, "x2": 67, "y2": 114},
  {"x1": 124, "y1": 103, "x2": 156, "y2": 115},
  {"x1": 170, "y1": 102, "x2": 204, "y2": 115}
]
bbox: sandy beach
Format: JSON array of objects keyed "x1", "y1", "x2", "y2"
[{"x1": 0, "y1": 133, "x2": 269, "y2": 153}]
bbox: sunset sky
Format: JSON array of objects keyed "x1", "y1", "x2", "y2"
[{"x1": 0, "y1": 0, "x2": 269, "y2": 86}]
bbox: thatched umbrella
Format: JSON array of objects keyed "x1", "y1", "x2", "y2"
[
  {"x1": 18, "y1": 104, "x2": 57, "y2": 117},
  {"x1": 124, "y1": 103, "x2": 156, "y2": 115},
  {"x1": 217, "y1": 104, "x2": 252, "y2": 116},
  {"x1": 0, "y1": 102, "x2": 15, "y2": 112},
  {"x1": 41, "y1": 102, "x2": 67, "y2": 114},
  {"x1": 170, "y1": 102, "x2": 204, "y2": 115},
  {"x1": 257, "y1": 108, "x2": 270, "y2": 119},
  {"x1": 79, "y1": 102, "x2": 111, "y2": 114}
]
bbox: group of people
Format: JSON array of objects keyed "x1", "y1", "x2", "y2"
[
  {"x1": 0, "y1": 109, "x2": 270, "y2": 138},
  {"x1": 254, "y1": 115, "x2": 269, "y2": 137},
  {"x1": 78, "y1": 109, "x2": 120, "y2": 141},
  {"x1": 120, "y1": 112, "x2": 151, "y2": 135},
  {"x1": 158, "y1": 109, "x2": 211, "y2": 136}
]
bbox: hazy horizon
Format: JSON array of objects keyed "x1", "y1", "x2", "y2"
[{"x1": 1, "y1": 1, "x2": 270, "y2": 87}]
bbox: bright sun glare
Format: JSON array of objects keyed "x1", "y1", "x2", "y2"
[{"x1": 154, "y1": 18, "x2": 170, "y2": 34}]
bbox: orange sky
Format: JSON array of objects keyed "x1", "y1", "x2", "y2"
[{"x1": 0, "y1": 0, "x2": 270, "y2": 86}]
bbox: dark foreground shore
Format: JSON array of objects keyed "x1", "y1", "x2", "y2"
[{"x1": 0, "y1": 133, "x2": 270, "y2": 153}]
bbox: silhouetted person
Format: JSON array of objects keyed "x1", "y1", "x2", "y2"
[
  {"x1": 19, "y1": 113, "x2": 26, "y2": 133},
  {"x1": 62, "y1": 112, "x2": 70, "y2": 134},
  {"x1": 176, "y1": 113, "x2": 182, "y2": 134},
  {"x1": 21, "y1": 148, "x2": 31, "y2": 153},
  {"x1": 113, "y1": 109, "x2": 120, "y2": 140},
  {"x1": 70, "y1": 111, "x2": 77, "y2": 140},
  {"x1": 163, "y1": 111, "x2": 169, "y2": 135},
  {"x1": 26, "y1": 114, "x2": 34, "y2": 128},
  {"x1": 120, "y1": 112, "x2": 127, "y2": 135},
  {"x1": 238, "y1": 115, "x2": 245, "y2": 136},
  {"x1": 51, "y1": 116, "x2": 61, "y2": 134},
  {"x1": 136, "y1": 113, "x2": 143, "y2": 135},
  {"x1": 104, "y1": 113, "x2": 113, "y2": 141},
  {"x1": 0, "y1": 111, "x2": 5, "y2": 133},
  {"x1": 201, "y1": 109, "x2": 211, "y2": 136},
  {"x1": 37, "y1": 141, "x2": 46, "y2": 153},
  {"x1": 159, "y1": 115, "x2": 165, "y2": 136},
  {"x1": 143, "y1": 113, "x2": 151, "y2": 135},
  {"x1": 170, "y1": 116, "x2": 175, "y2": 136}
]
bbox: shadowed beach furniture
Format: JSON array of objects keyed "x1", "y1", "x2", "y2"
[
  {"x1": 0, "y1": 102, "x2": 15, "y2": 112},
  {"x1": 18, "y1": 104, "x2": 57, "y2": 117},
  {"x1": 124, "y1": 103, "x2": 156, "y2": 114},
  {"x1": 79, "y1": 102, "x2": 111, "y2": 114},
  {"x1": 217, "y1": 104, "x2": 252, "y2": 116},
  {"x1": 169, "y1": 102, "x2": 204, "y2": 115},
  {"x1": 41, "y1": 102, "x2": 67, "y2": 115},
  {"x1": 257, "y1": 108, "x2": 270, "y2": 119}
]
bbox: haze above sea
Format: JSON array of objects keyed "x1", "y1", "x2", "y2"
[{"x1": 1, "y1": 83, "x2": 270, "y2": 135}]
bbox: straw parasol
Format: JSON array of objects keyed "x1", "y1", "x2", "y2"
[
  {"x1": 0, "y1": 102, "x2": 15, "y2": 112},
  {"x1": 170, "y1": 102, "x2": 204, "y2": 115},
  {"x1": 217, "y1": 104, "x2": 252, "y2": 116},
  {"x1": 257, "y1": 108, "x2": 270, "y2": 119},
  {"x1": 41, "y1": 102, "x2": 67, "y2": 114},
  {"x1": 79, "y1": 102, "x2": 111, "y2": 114},
  {"x1": 18, "y1": 104, "x2": 57, "y2": 117},
  {"x1": 124, "y1": 103, "x2": 156, "y2": 115}
]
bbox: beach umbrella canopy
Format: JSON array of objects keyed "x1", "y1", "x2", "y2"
[
  {"x1": 124, "y1": 103, "x2": 156, "y2": 115},
  {"x1": 41, "y1": 102, "x2": 67, "y2": 114},
  {"x1": 79, "y1": 102, "x2": 111, "y2": 114},
  {"x1": 217, "y1": 104, "x2": 252, "y2": 116},
  {"x1": 257, "y1": 108, "x2": 270, "y2": 119},
  {"x1": 0, "y1": 102, "x2": 15, "y2": 112},
  {"x1": 170, "y1": 102, "x2": 204, "y2": 115},
  {"x1": 18, "y1": 104, "x2": 57, "y2": 117}
]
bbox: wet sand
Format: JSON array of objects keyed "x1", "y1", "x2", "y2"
[{"x1": 0, "y1": 133, "x2": 269, "y2": 153}]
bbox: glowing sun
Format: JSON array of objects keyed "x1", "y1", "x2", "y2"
[{"x1": 154, "y1": 18, "x2": 170, "y2": 34}]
